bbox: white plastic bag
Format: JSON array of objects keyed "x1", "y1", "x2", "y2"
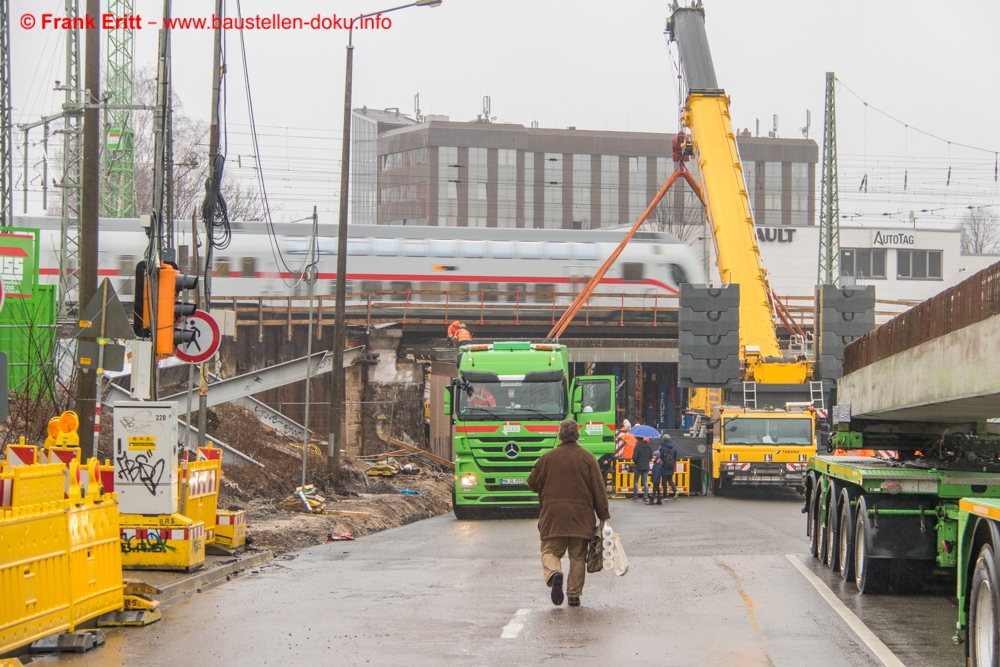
[{"x1": 612, "y1": 532, "x2": 629, "y2": 576}]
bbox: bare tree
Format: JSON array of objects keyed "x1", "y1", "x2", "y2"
[
  {"x1": 960, "y1": 208, "x2": 1000, "y2": 254},
  {"x1": 642, "y1": 188, "x2": 705, "y2": 245}
]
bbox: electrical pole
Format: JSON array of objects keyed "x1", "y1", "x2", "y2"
[
  {"x1": 818, "y1": 71, "x2": 840, "y2": 286},
  {"x1": 0, "y1": 0, "x2": 13, "y2": 226},
  {"x1": 75, "y1": 0, "x2": 100, "y2": 454},
  {"x1": 198, "y1": 0, "x2": 224, "y2": 448},
  {"x1": 58, "y1": 0, "x2": 83, "y2": 316},
  {"x1": 103, "y1": 0, "x2": 135, "y2": 217}
]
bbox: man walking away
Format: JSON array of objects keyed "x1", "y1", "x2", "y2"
[
  {"x1": 527, "y1": 419, "x2": 611, "y2": 607},
  {"x1": 631, "y1": 437, "x2": 652, "y2": 501},
  {"x1": 658, "y1": 435, "x2": 679, "y2": 499}
]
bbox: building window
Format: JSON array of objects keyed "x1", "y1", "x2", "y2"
[
  {"x1": 790, "y1": 162, "x2": 808, "y2": 225},
  {"x1": 438, "y1": 146, "x2": 459, "y2": 226},
  {"x1": 543, "y1": 153, "x2": 562, "y2": 229},
  {"x1": 840, "y1": 248, "x2": 886, "y2": 280},
  {"x1": 571, "y1": 154, "x2": 591, "y2": 229},
  {"x1": 468, "y1": 147, "x2": 487, "y2": 226},
  {"x1": 897, "y1": 249, "x2": 942, "y2": 280},
  {"x1": 600, "y1": 155, "x2": 619, "y2": 227},
  {"x1": 628, "y1": 156, "x2": 647, "y2": 224},
  {"x1": 524, "y1": 151, "x2": 534, "y2": 228},
  {"x1": 743, "y1": 161, "x2": 758, "y2": 213},
  {"x1": 762, "y1": 161, "x2": 782, "y2": 225},
  {"x1": 498, "y1": 149, "x2": 517, "y2": 228}
]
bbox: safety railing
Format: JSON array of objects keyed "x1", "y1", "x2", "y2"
[
  {"x1": 612, "y1": 459, "x2": 691, "y2": 497},
  {"x1": 844, "y1": 261, "x2": 1000, "y2": 374}
]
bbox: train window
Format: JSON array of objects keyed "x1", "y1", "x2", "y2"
[
  {"x1": 429, "y1": 240, "x2": 457, "y2": 257},
  {"x1": 402, "y1": 240, "x2": 427, "y2": 257},
  {"x1": 118, "y1": 255, "x2": 136, "y2": 277},
  {"x1": 490, "y1": 241, "x2": 513, "y2": 259},
  {"x1": 450, "y1": 282, "x2": 470, "y2": 302},
  {"x1": 420, "y1": 282, "x2": 442, "y2": 302},
  {"x1": 389, "y1": 281, "x2": 411, "y2": 298},
  {"x1": 360, "y1": 280, "x2": 381, "y2": 294},
  {"x1": 477, "y1": 283, "x2": 499, "y2": 302},
  {"x1": 622, "y1": 263, "x2": 644, "y2": 282},
  {"x1": 459, "y1": 240, "x2": 485, "y2": 258},
  {"x1": 546, "y1": 243, "x2": 569, "y2": 260},
  {"x1": 507, "y1": 283, "x2": 526, "y2": 303},
  {"x1": 242, "y1": 257, "x2": 257, "y2": 277},
  {"x1": 372, "y1": 239, "x2": 397, "y2": 256},
  {"x1": 669, "y1": 263, "x2": 688, "y2": 286},
  {"x1": 215, "y1": 258, "x2": 230, "y2": 277},
  {"x1": 284, "y1": 238, "x2": 311, "y2": 254},
  {"x1": 518, "y1": 242, "x2": 543, "y2": 259},
  {"x1": 347, "y1": 240, "x2": 369, "y2": 256},
  {"x1": 534, "y1": 284, "x2": 555, "y2": 303},
  {"x1": 570, "y1": 243, "x2": 597, "y2": 260}
]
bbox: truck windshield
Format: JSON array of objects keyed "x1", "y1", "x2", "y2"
[
  {"x1": 457, "y1": 380, "x2": 566, "y2": 421},
  {"x1": 723, "y1": 417, "x2": 813, "y2": 445}
]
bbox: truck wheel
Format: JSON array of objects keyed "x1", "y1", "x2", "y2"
[
  {"x1": 854, "y1": 498, "x2": 890, "y2": 594},
  {"x1": 824, "y1": 480, "x2": 840, "y2": 571},
  {"x1": 970, "y1": 543, "x2": 1000, "y2": 667},
  {"x1": 711, "y1": 476, "x2": 727, "y2": 497},
  {"x1": 838, "y1": 490, "x2": 856, "y2": 582}
]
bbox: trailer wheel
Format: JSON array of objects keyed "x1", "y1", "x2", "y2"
[
  {"x1": 711, "y1": 475, "x2": 729, "y2": 497},
  {"x1": 824, "y1": 480, "x2": 840, "y2": 571},
  {"x1": 969, "y1": 543, "x2": 1000, "y2": 667},
  {"x1": 854, "y1": 497, "x2": 891, "y2": 594},
  {"x1": 838, "y1": 490, "x2": 857, "y2": 583},
  {"x1": 807, "y1": 474, "x2": 821, "y2": 558}
]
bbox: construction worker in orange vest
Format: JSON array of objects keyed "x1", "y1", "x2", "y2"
[
  {"x1": 447, "y1": 320, "x2": 462, "y2": 340},
  {"x1": 455, "y1": 323, "x2": 472, "y2": 343}
]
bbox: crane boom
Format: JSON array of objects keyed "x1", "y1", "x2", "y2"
[{"x1": 668, "y1": 2, "x2": 808, "y2": 384}]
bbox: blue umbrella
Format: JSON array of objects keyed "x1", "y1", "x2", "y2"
[{"x1": 627, "y1": 424, "x2": 660, "y2": 439}]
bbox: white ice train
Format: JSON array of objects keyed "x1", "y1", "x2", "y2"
[{"x1": 17, "y1": 216, "x2": 704, "y2": 311}]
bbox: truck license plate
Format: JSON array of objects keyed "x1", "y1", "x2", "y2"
[{"x1": 500, "y1": 478, "x2": 523, "y2": 486}]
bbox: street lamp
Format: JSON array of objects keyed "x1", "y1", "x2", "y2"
[{"x1": 329, "y1": 0, "x2": 443, "y2": 478}]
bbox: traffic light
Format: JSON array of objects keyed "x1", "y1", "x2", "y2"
[{"x1": 155, "y1": 262, "x2": 199, "y2": 358}]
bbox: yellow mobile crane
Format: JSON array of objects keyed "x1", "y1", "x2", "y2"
[{"x1": 668, "y1": 2, "x2": 821, "y2": 494}]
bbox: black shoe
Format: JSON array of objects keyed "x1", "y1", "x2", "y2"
[
  {"x1": 568, "y1": 597, "x2": 580, "y2": 607},
  {"x1": 644, "y1": 499, "x2": 653, "y2": 505},
  {"x1": 655, "y1": 499, "x2": 662, "y2": 505},
  {"x1": 549, "y1": 572, "x2": 564, "y2": 606}
]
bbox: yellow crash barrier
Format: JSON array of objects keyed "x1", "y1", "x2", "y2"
[
  {"x1": 213, "y1": 510, "x2": 246, "y2": 550},
  {"x1": 180, "y1": 458, "x2": 220, "y2": 543},
  {"x1": 614, "y1": 459, "x2": 691, "y2": 497},
  {"x1": 119, "y1": 513, "x2": 206, "y2": 571},
  {"x1": 0, "y1": 458, "x2": 124, "y2": 655}
]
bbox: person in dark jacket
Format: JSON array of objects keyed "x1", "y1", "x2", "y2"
[
  {"x1": 527, "y1": 419, "x2": 611, "y2": 607},
  {"x1": 656, "y1": 435, "x2": 679, "y2": 500},
  {"x1": 631, "y1": 437, "x2": 652, "y2": 500},
  {"x1": 647, "y1": 452, "x2": 664, "y2": 505}
]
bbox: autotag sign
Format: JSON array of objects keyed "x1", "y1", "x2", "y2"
[
  {"x1": 584, "y1": 422, "x2": 604, "y2": 436},
  {"x1": 128, "y1": 435, "x2": 156, "y2": 451},
  {"x1": 502, "y1": 423, "x2": 521, "y2": 436}
]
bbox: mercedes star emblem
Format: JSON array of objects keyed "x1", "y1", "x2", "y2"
[{"x1": 504, "y1": 442, "x2": 520, "y2": 458}]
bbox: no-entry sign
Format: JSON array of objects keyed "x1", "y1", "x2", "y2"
[{"x1": 175, "y1": 310, "x2": 221, "y2": 364}]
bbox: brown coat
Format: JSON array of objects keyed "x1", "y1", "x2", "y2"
[{"x1": 527, "y1": 441, "x2": 611, "y2": 540}]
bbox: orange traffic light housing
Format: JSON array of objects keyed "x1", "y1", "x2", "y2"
[{"x1": 155, "y1": 262, "x2": 198, "y2": 359}]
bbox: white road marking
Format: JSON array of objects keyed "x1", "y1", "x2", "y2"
[
  {"x1": 785, "y1": 554, "x2": 907, "y2": 667},
  {"x1": 500, "y1": 608, "x2": 532, "y2": 639}
]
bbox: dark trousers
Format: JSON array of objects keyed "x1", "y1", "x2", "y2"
[{"x1": 653, "y1": 470, "x2": 677, "y2": 498}]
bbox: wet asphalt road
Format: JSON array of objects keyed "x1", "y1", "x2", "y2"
[{"x1": 39, "y1": 488, "x2": 964, "y2": 667}]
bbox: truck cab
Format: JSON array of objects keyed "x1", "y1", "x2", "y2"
[
  {"x1": 445, "y1": 341, "x2": 615, "y2": 519},
  {"x1": 710, "y1": 404, "x2": 816, "y2": 495}
]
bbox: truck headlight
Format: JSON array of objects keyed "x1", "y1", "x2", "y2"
[{"x1": 460, "y1": 474, "x2": 478, "y2": 487}]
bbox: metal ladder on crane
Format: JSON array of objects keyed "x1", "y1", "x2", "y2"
[
  {"x1": 809, "y1": 381, "x2": 825, "y2": 409},
  {"x1": 743, "y1": 382, "x2": 757, "y2": 410}
]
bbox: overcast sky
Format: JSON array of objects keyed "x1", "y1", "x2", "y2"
[{"x1": 10, "y1": 0, "x2": 1000, "y2": 225}]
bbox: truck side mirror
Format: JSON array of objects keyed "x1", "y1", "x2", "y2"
[
  {"x1": 571, "y1": 386, "x2": 582, "y2": 414},
  {"x1": 444, "y1": 387, "x2": 452, "y2": 416}
]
